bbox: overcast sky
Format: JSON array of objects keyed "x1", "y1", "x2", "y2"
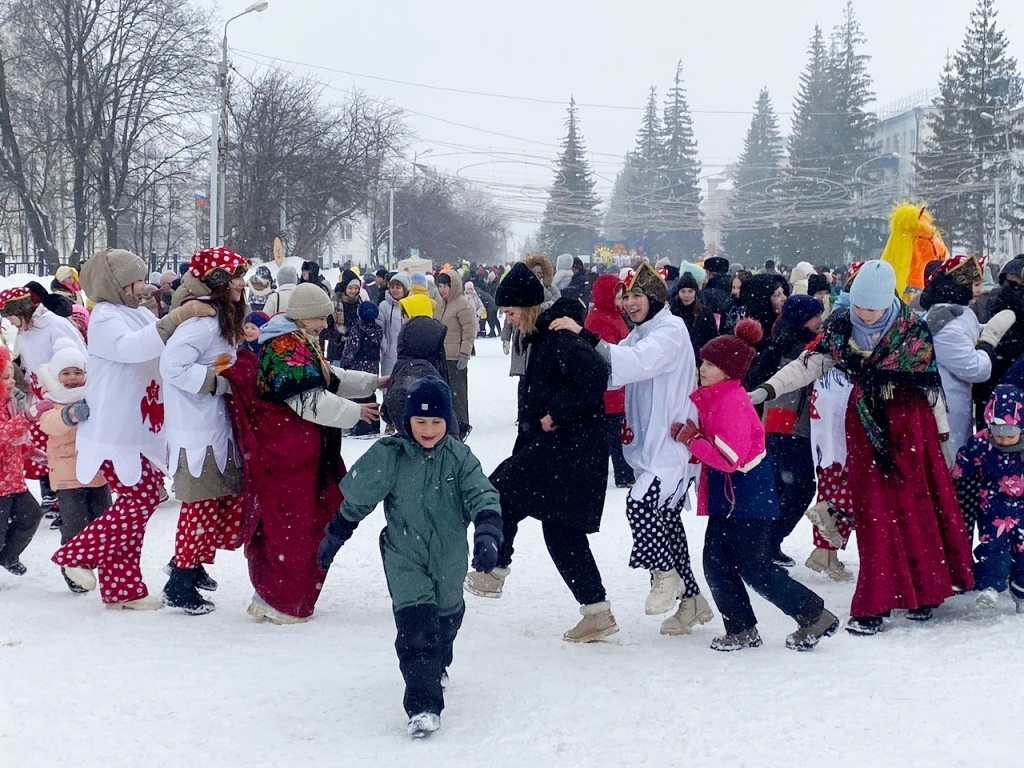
[{"x1": 214, "y1": 0, "x2": 1024, "y2": 243}]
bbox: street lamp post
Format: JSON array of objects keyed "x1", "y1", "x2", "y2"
[
  {"x1": 980, "y1": 111, "x2": 1016, "y2": 263},
  {"x1": 209, "y1": 1, "x2": 269, "y2": 248}
]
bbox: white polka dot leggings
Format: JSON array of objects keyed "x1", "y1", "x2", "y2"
[
  {"x1": 52, "y1": 458, "x2": 163, "y2": 604},
  {"x1": 625, "y1": 477, "x2": 701, "y2": 598},
  {"x1": 172, "y1": 495, "x2": 243, "y2": 569}
]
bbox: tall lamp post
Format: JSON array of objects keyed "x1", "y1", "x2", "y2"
[
  {"x1": 209, "y1": 1, "x2": 269, "y2": 248},
  {"x1": 981, "y1": 111, "x2": 1016, "y2": 264}
]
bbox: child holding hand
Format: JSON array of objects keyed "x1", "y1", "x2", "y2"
[
  {"x1": 37, "y1": 340, "x2": 111, "y2": 592},
  {"x1": 316, "y1": 376, "x2": 502, "y2": 738},
  {"x1": 673, "y1": 319, "x2": 838, "y2": 652}
]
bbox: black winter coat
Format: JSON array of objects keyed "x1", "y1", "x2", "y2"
[
  {"x1": 395, "y1": 316, "x2": 449, "y2": 386},
  {"x1": 489, "y1": 298, "x2": 610, "y2": 533}
]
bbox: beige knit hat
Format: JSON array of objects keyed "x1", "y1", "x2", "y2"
[
  {"x1": 286, "y1": 283, "x2": 333, "y2": 320},
  {"x1": 104, "y1": 248, "x2": 148, "y2": 287}
]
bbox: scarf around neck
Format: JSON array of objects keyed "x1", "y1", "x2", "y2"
[
  {"x1": 849, "y1": 297, "x2": 900, "y2": 349},
  {"x1": 813, "y1": 303, "x2": 941, "y2": 471}
]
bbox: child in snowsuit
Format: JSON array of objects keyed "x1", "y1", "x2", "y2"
[
  {"x1": 339, "y1": 300, "x2": 384, "y2": 437},
  {"x1": 0, "y1": 344, "x2": 44, "y2": 577},
  {"x1": 673, "y1": 319, "x2": 838, "y2": 652},
  {"x1": 36, "y1": 340, "x2": 111, "y2": 591},
  {"x1": 954, "y1": 384, "x2": 1024, "y2": 611},
  {"x1": 316, "y1": 376, "x2": 502, "y2": 738}
]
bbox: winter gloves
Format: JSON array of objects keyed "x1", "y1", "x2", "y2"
[
  {"x1": 457, "y1": 353, "x2": 470, "y2": 371},
  {"x1": 25, "y1": 399, "x2": 55, "y2": 422},
  {"x1": 670, "y1": 419, "x2": 701, "y2": 447},
  {"x1": 61, "y1": 402, "x2": 90, "y2": 426},
  {"x1": 471, "y1": 510, "x2": 504, "y2": 574},
  {"x1": 200, "y1": 367, "x2": 232, "y2": 396},
  {"x1": 155, "y1": 300, "x2": 217, "y2": 342},
  {"x1": 316, "y1": 513, "x2": 360, "y2": 571},
  {"x1": 979, "y1": 309, "x2": 1016, "y2": 351},
  {"x1": 747, "y1": 386, "x2": 772, "y2": 406}
]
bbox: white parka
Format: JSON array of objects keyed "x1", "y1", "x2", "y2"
[{"x1": 608, "y1": 306, "x2": 700, "y2": 506}]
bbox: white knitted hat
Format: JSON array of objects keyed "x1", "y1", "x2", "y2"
[{"x1": 49, "y1": 338, "x2": 87, "y2": 375}]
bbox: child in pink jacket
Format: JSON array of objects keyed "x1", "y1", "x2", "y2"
[
  {"x1": 0, "y1": 344, "x2": 44, "y2": 577},
  {"x1": 672, "y1": 319, "x2": 837, "y2": 652}
]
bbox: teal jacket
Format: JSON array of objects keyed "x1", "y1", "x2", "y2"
[{"x1": 338, "y1": 434, "x2": 500, "y2": 612}]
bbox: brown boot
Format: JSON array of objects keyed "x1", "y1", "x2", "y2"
[
  {"x1": 464, "y1": 567, "x2": 508, "y2": 598},
  {"x1": 660, "y1": 594, "x2": 714, "y2": 635},
  {"x1": 563, "y1": 601, "x2": 619, "y2": 643},
  {"x1": 805, "y1": 547, "x2": 853, "y2": 581}
]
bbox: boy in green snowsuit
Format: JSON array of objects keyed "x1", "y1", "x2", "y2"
[{"x1": 317, "y1": 375, "x2": 503, "y2": 738}]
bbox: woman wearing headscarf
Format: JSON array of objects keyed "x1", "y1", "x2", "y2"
[
  {"x1": 223, "y1": 283, "x2": 383, "y2": 623},
  {"x1": 749, "y1": 260, "x2": 974, "y2": 635}
]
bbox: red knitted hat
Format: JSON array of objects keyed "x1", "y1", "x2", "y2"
[{"x1": 699, "y1": 318, "x2": 763, "y2": 380}]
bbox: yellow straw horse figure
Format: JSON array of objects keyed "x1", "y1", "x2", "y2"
[{"x1": 880, "y1": 202, "x2": 949, "y2": 301}]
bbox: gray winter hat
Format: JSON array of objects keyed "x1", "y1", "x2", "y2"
[
  {"x1": 277, "y1": 265, "x2": 298, "y2": 285},
  {"x1": 286, "y1": 283, "x2": 333, "y2": 320}
]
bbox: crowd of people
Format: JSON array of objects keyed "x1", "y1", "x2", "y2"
[{"x1": 2, "y1": 241, "x2": 1024, "y2": 738}]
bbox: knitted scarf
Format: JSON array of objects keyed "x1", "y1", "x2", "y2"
[{"x1": 813, "y1": 305, "x2": 941, "y2": 471}]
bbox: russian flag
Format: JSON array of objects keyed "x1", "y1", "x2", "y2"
[{"x1": 194, "y1": 191, "x2": 209, "y2": 208}]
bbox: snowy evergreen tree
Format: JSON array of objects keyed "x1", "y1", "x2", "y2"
[
  {"x1": 722, "y1": 89, "x2": 786, "y2": 266},
  {"x1": 603, "y1": 88, "x2": 662, "y2": 247},
  {"x1": 778, "y1": 7, "x2": 878, "y2": 266},
  {"x1": 539, "y1": 97, "x2": 601, "y2": 258},
  {"x1": 657, "y1": 61, "x2": 704, "y2": 262},
  {"x1": 829, "y1": 0, "x2": 881, "y2": 262},
  {"x1": 777, "y1": 24, "x2": 845, "y2": 264},
  {"x1": 917, "y1": 0, "x2": 1022, "y2": 256}
]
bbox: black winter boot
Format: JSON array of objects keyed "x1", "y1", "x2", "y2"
[
  {"x1": 163, "y1": 559, "x2": 218, "y2": 591},
  {"x1": 162, "y1": 566, "x2": 215, "y2": 615}
]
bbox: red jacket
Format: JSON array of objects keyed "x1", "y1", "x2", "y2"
[
  {"x1": 0, "y1": 397, "x2": 31, "y2": 497},
  {"x1": 584, "y1": 274, "x2": 628, "y2": 414}
]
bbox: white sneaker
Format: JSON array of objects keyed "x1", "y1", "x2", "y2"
[
  {"x1": 660, "y1": 593, "x2": 715, "y2": 635},
  {"x1": 645, "y1": 569, "x2": 682, "y2": 615},
  {"x1": 408, "y1": 712, "x2": 441, "y2": 738},
  {"x1": 247, "y1": 594, "x2": 308, "y2": 624},
  {"x1": 976, "y1": 587, "x2": 999, "y2": 609},
  {"x1": 62, "y1": 566, "x2": 97, "y2": 591}
]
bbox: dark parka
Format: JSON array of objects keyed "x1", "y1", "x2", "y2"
[{"x1": 489, "y1": 298, "x2": 610, "y2": 533}]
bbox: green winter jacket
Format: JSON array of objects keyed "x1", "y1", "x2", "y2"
[{"x1": 339, "y1": 434, "x2": 500, "y2": 612}]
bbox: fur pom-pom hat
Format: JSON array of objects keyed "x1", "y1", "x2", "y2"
[{"x1": 700, "y1": 318, "x2": 763, "y2": 381}]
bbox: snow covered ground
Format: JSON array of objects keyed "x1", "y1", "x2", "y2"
[{"x1": 1, "y1": 336, "x2": 1019, "y2": 767}]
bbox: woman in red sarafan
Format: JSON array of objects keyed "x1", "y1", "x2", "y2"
[
  {"x1": 750, "y1": 260, "x2": 974, "y2": 636},
  {"x1": 223, "y1": 283, "x2": 382, "y2": 624}
]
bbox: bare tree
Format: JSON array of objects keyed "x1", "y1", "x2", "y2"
[{"x1": 228, "y1": 69, "x2": 407, "y2": 262}]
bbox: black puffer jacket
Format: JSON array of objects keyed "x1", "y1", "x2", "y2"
[{"x1": 489, "y1": 298, "x2": 609, "y2": 533}]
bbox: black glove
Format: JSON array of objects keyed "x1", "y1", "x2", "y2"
[
  {"x1": 471, "y1": 510, "x2": 504, "y2": 573},
  {"x1": 316, "y1": 514, "x2": 359, "y2": 571}
]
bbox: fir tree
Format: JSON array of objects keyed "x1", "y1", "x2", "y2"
[
  {"x1": 604, "y1": 88, "x2": 663, "y2": 247},
  {"x1": 777, "y1": 24, "x2": 844, "y2": 264},
  {"x1": 657, "y1": 61, "x2": 704, "y2": 262},
  {"x1": 918, "y1": 0, "x2": 1022, "y2": 256},
  {"x1": 539, "y1": 97, "x2": 601, "y2": 258},
  {"x1": 829, "y1": 0, "x2": 880, "y2": 261},
  {"x1": 722, "y1": 88, "x2": 785, "y2": 266}
]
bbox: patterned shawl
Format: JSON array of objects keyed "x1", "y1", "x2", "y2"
[
  {"x1": 813, "y1": 304, "x2": 942, "y2": 471},
  {"x1": 257, "y1": 330, "x2": 334, "y2": 404}
]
